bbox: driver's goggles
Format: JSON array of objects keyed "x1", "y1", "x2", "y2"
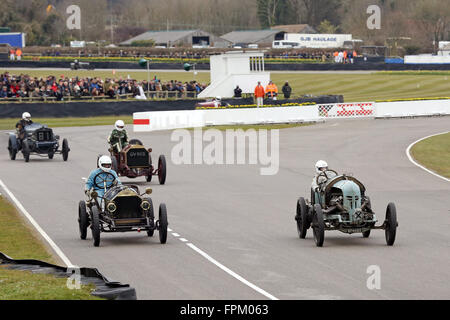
[
  {"x1": 103, "y1": 164, "x2": 112, "y2": 168},
  {"x1": 117, "y1": 126, "x2": 124, "y2": 129},
  {"x1": 319, "y1": 167, "x2": 328, "y2": 171}
]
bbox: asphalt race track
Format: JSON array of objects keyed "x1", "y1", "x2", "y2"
[{"x1": 1, "y1": 117, "x2": 449, "y2": 300}]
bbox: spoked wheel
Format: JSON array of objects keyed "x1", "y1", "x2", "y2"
[
  {"x1": 144, "y1": 198, "x2": 155, "y2": 237},
  {"x1": 22, "y1": 141, "x2": 30, "y2": 163},
  {"x1": 62, "y1": 139, "x2": 70, "y2": 161},
  {"x1": 129, "y1": 139, "x2": 143, "y2": 146},
  {"x1": 158, "y1": 155, "x2": 167, "y2": 185},
  {"x1": 158, "y1": 203, "x2": 168, "y2": 244},
  {"x1": 296, "y1": 197, "x2": 309, "y2": 239},
  {"x1": 78, "y1": 201, "x2": 89, "y2": 240},
  {"x1": 91, "y1": 207, "x2": 101, "y2": 247},
  {"x1": 111, "y1": 156, "x2": 119, "y2": 173},
  {"x1": 146, "y1": 155, "x2": 153, "y2": 183},
  {"x1": 313, "y1": 204, "x2": 325, "y2": 247},
  {"x1": 385, "y1": 203, "x2": 398, "y2": 246},
  {"x1": 8, "y1": 139, "x2": 17, "y2": 161}
]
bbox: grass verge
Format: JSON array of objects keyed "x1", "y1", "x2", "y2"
[
  {"x1": 0, "y1": 116, "x2": 133, "y2": 131},
  {"x1": 410, "y1": 132, "x2": 450, "y2": 179},
  {"x1": 0, "y1": 195, "x2": 101, "y2": 300}
]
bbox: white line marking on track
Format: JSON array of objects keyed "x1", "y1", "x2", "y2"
[
  {"x1": 186, "y1": 243, "x2": 279, "y2": 300},
  {"x1": 167, "y1": 228, "x2": 173, "y2": 232},
  {"x1": 0, "y1": 179, "x2": 73, "y2": 267},
  {"x1": 172, "y1": 233, "x2": 180, "y2": 237},
  {"x1": 406, "y1": 131, "x2": 450, "y2": 182},
  {"x1": 179, "y1": 238, "x2": 188, "y2": 242}
]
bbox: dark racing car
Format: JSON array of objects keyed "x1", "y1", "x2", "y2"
[
  {"x1": 7, "y1": 123, "x2": 70, "y2": 162},
  {"x1": 79, "y1": 171, "x2": 168, "y2": 247},
  {"x1": 110, "y1": 139, "x2": 167, "y2": 184}
]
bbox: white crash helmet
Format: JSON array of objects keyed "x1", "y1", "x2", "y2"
[
  {"x1": 315, "y1": 160, "x2": 328, "y2": 174},
  {"x1": 98, "y1": 155, "x2": 113, "y2": 173},
  {"x1": 215, "y1": 96, "x2": 221, "y2": 101},
  {"x1": 22, "y1": 112, "x2": 31, "y2": 121},
  {"x1": 115, "y1": 120, "x2": 125, "y2": 131}
]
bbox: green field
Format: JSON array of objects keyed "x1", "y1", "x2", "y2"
[
  {"x1": 410, "y1": 132, "x2": 450, "y2": 179},
  {"x1": 0, "y1": 196, "x2": 101, "y2": 300},
  {"x1": 1, "y1": 69, "x2": 450, "y2": 102}
]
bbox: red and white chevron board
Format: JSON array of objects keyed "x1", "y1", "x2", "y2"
[{"x1": 318, "y1": 102, "x2": 374, "y2": 118}]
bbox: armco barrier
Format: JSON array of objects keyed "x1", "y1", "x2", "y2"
[
  {"x1": 375, "y1": 99, "x2": 450, "y2": 118},
  {"x1": 134, "y1": 105, "x2": 319, "y2": 132},
  {"x1": 133, "y1": 99, "x2": 450, "y2": 132}
]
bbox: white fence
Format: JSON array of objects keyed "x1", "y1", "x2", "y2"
[
  {"x1": 375, "y1": 100, "x2": 450, "y2": 118},
  {"x1": 133, "y1": 100, "x2": 450, "y2": 132},
  {"x1": 404, "y1": 54, "x2": 450, "y2": 64}
]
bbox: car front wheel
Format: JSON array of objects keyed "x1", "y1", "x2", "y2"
[
  {"x1": 385, "y1": 203, "x2": 398, "y2": 246},
  {"x1": 22, "y1": 140, "x2": 30, "y2": 162},
  {"x1": 78, "y1": 201, "x2": 89, "y2": 240},
  {"x1": 158, "y1": 204, "x2": 168, "y2": 244},
  {"x1": 91, "y1": 207, "x2": 101, "y2": 247}
]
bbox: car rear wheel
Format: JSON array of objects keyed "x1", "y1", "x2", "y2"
[
  {"x1": 78, "y1": 201, "x2": 89, "y2": 240},
  {"x1": 385, "y1": 203, "x2": 398, "y2": 246},
  {"x1": 158, "y1": 204, "x2": 168, "y2": 244},
  {"x1": 296, "y1": 197, "x2": 309, "y2": 239},
  {"x1": 144, "y1": 197, "x2": 155, "y2": 237},
  {"x1": 129, "y1": 139, "x2": 143, "y2": 146},
  {"x1": 8, "y1": 139, "x2": 17, "y2": 161},
  {"x1": 158, "y1": 155, "x2": 167, "y2": 185},
  {"x1": 22, "y1": 140, "x2": 30, "y2": 163},
  {"x1": 313, "y1": 204, "x2": 325, "y2": 247},
  {"x1": 62, "y1": 139, "x2": 69, "y2": 161},
  {"x1": 91, "y1": 207, "x2": 101, "y2": 247},
  {"x1": 146, "y1": 155, "x2": 153, "y2": 183}
]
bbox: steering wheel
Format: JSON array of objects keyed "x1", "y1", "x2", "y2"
[
  {"x1": 93, "y1": 171, "x2": 117, "y2": 190},
  {"x1": 316, "y1": 169, "x2": 339, "y2": 186}
]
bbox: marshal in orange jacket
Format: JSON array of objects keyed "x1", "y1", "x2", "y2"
[
  {"x1": 265, "y1": 83, "x2": 278, "y2": 95},
  {"x1": 254, "y1": 84, "x2": 265, "y2": 98}
]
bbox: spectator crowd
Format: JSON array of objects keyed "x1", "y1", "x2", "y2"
[
  {"x1": 0, "y1": 72, "x2": 208, "y2": 100},
  {"x1": 333, "y1": 50, "x2": 358, "y2": 64}
]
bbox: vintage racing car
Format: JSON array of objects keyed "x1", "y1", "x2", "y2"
[
  {"x1": 78, "y1": 171, "x2": 168, "y2": 247},
  {"x1": 109, "y1": 139, "x2": 167, "y2": 184},
  {"x1": 8, "y1": 123, "x2": 70, "y2": 162},
  {"x1": 295, "y1": 170, "x2": 398, "y2": 247}
]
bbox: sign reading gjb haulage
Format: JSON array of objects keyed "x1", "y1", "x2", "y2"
[{"x1": 284, "y1": 33, "x2": 353, "y2": 49}]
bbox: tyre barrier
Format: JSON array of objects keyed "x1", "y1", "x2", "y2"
[{"x1": 0, "y1": 252, "x2": 137, "y2": 300}]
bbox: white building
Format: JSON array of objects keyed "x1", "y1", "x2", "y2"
[{"x1": 198, "y1": 51, "x2": 271, "y2": 99}]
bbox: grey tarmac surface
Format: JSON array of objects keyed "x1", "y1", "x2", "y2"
[{"x1": 1, "y1": 117, "x2": 449, "y2": 300}]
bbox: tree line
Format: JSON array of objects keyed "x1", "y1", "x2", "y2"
[{"x1": 0, "y1": 0, "x2": 448, "y2": 53}]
